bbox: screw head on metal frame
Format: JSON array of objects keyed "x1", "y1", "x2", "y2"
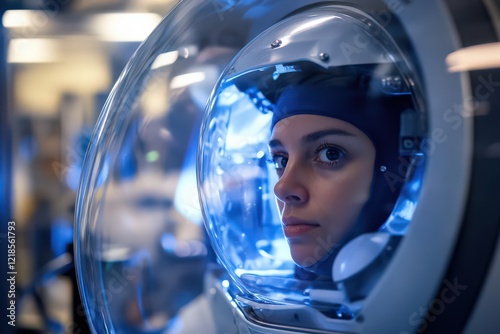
[
  {"x1": 319, "y1": 52, "x2": 330, "y2": 62},
  {"x1": 270, "y1": 39, "x2": 282, "y2": 48}
]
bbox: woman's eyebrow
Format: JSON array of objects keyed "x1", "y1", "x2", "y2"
[
  {"x1": 268, "y1": 139, "x2": 283, "y2": 148},
  {"x1": 302, "y1": 128, "x2": 355, "y2": 143}
]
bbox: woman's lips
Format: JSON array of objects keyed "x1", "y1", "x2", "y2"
[{"x1": 282, "y1": 217, "x2": 320, "y2": 238}]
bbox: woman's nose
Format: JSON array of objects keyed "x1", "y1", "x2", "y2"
[{"x1": 273, "y1": 164, "x2": 308, "y2": 205}]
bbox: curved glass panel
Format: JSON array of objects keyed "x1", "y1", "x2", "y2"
[
  {"x1": 199, "y1": 5, "x2": 426, "y2": 331},
  {"x1": 75, "y1": 1, "x2": 427, "y2": 333},
  {"x1": 74, "y1": 0, "x2": 243, "y2": 332}
]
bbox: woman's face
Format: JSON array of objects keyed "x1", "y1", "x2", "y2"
[{"x1": 269, "y1": 114, "x2": 376, "y2": 268}]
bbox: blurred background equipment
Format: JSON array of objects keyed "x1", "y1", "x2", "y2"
[{"x1": 1, "y1": 0, "x2": 182, "y2": 333}]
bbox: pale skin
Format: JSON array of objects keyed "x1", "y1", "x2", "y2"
[{"x1": 269, "y1": 114, "x2": 376, "y2": 268}]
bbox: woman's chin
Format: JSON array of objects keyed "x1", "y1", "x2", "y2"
[{"x1": 288, "y1": 242, "x2": 329, "y2": 269}]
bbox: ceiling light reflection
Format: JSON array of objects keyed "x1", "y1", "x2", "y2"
[
  {"x1": 8, "y1": 38, "x2": 61, "y2": 63},
  {"x1": 447, "y1": 42, "x2": 500, "y2": 72},
  {"x1": 3, "y1": 10, "x2": 39, "y2": 28},
  {"x1": 89, "y1": 13, "x2": 162, "y2": 42},
  {"x1": 170, "y1": 72, "x2": 206, "y2": 89},
  {"x1": 151, "y1": 51, "x2": 178, "y2": 69}
]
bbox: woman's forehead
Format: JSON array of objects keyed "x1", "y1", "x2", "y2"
[{"x1": 270, "y1": 114, "x2": 366, "y2": 140}]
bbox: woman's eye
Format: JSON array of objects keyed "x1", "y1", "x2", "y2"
[
  {"x1": 273, "y1": 155, "x2": 288, "y2": 169},
  {"x1": 318, "y1": 147, "x2": 343, "y2": 163}
]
